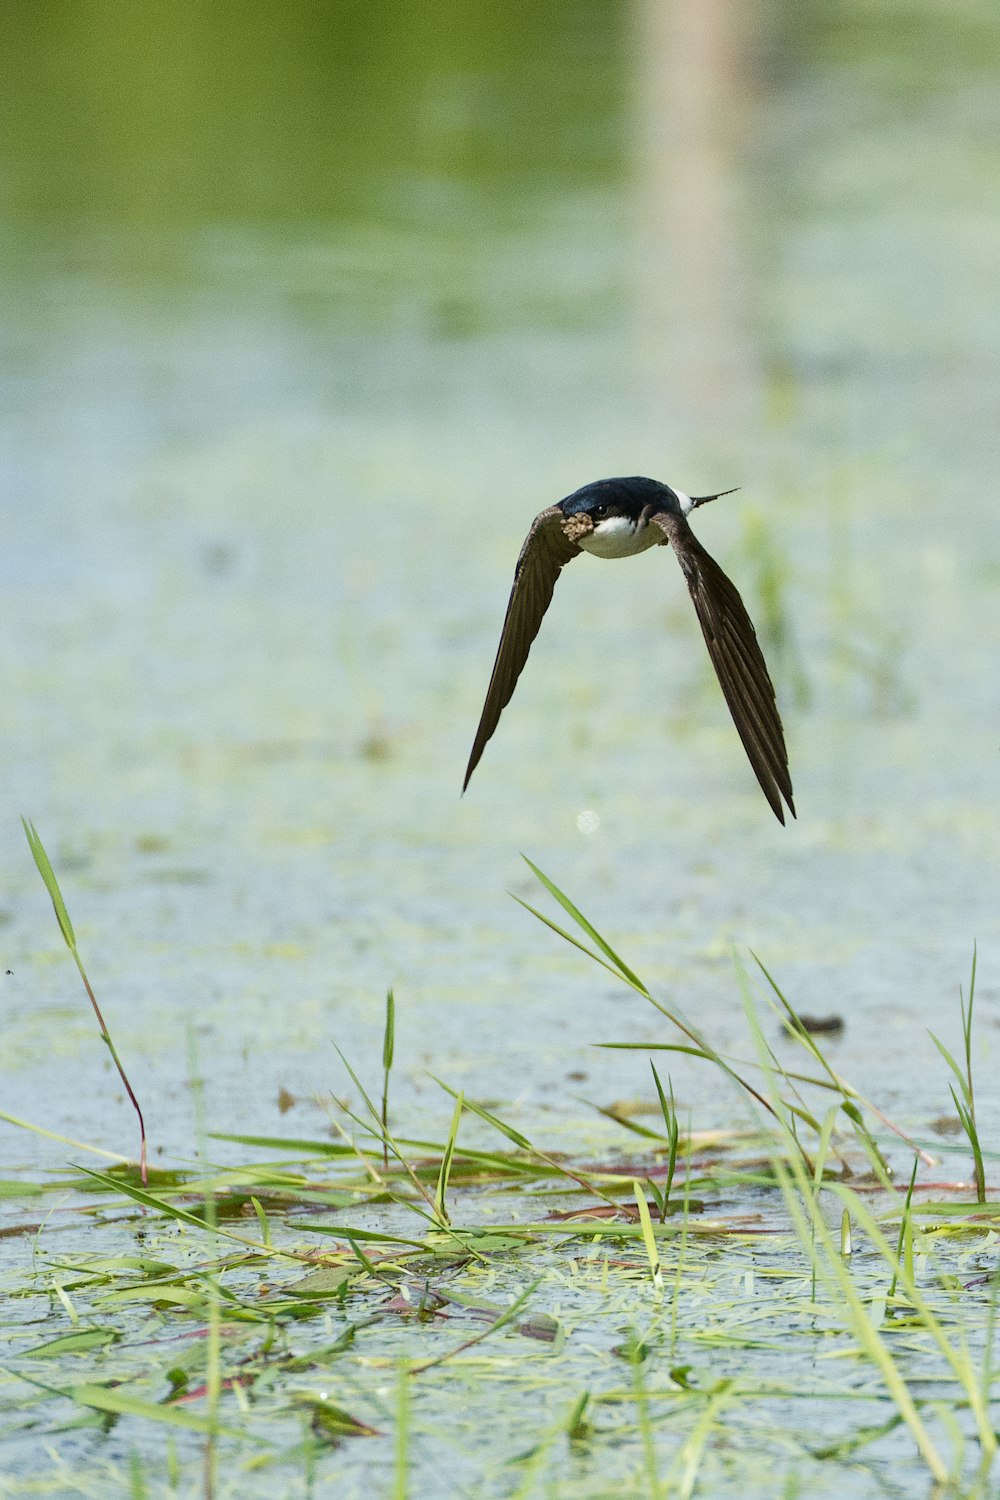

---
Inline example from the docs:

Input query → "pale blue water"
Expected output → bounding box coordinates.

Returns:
[1,3,999,1493]
[2,3,997,1171]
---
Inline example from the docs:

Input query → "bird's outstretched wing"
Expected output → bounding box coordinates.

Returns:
[651,511,795,824]
[463,506,581,791]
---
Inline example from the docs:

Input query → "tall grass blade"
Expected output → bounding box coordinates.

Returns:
[393,1360,410,1500]
[650,1064,679,1213]
[740,992,953,1483]
[630,1354,662,1500]
[840,1208,852,1256]
[752,951,904,1178]
[929,1032,970,1106]
[22,818,148,1185]
[434,1091,463,1226]
[22,818,76,946]
[632,1181,662,1291]
[521,856,648,992]
[381,989,395,1172]
[832,1183,997,1459]
[930,953,985,1201]
[429,1075,620,1206]
[520,861,784,1126]
[888,1157,919,1303]
[962,945,984,1201]
[0,1110,129,1162]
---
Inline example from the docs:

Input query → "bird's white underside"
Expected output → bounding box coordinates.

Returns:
[578,511,666,559]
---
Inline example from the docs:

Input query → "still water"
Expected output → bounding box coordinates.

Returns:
[1,0,999,1176]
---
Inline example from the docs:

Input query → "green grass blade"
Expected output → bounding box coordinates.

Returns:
[521,857,649,992]
[0,1111,129,1162]
[250,1195,271,1246]
[632,1181,662,1290]
[434,1091,463,1226]
[22,817,76,949]
[510,896,633,989]
[428,1075,532,1153]
[963,942,978,1080]
[334,1047,383,1130]
[382,989,396,1072]
[74,1166,300,1258]
[650,1064,679,1204]
[22,820,148,1183]
[888,1157,919,1302]
[929,1031,971,1106]
[393,1361,410,1500]
[70,1385,242,1435]
[382,988,396,1171]
[407,1279,540,1376]
[524,866,785,1127]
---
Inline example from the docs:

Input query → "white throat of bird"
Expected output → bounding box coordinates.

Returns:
[578,512,662,559]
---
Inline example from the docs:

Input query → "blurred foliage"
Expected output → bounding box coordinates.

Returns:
[773,0,1000,91]
[0,0,624,229]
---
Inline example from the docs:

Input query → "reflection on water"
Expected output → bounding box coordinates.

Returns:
[1,1,999,1181]
[637,0,758,423]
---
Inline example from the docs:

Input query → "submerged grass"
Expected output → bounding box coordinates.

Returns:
[1,861,998,1498]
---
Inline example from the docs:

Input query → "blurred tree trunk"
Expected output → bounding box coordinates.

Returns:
[636,0,768,433]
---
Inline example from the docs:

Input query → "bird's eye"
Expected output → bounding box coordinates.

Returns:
[592,503,608,519]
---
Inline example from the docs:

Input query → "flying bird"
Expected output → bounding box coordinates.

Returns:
[463,476,795,823]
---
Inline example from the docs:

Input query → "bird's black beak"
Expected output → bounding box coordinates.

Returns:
[688,487,740,509]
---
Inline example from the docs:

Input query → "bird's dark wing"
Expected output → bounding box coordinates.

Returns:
[463,506,581,791]
[651,511,795,824]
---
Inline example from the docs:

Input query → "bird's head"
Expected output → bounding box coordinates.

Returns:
[560,475,738,523]
[558,477,738,557]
